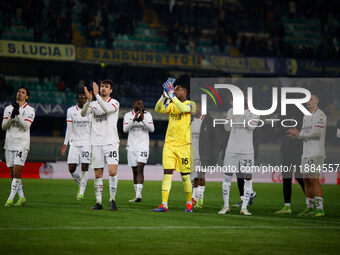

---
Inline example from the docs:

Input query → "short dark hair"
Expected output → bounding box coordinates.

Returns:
[175,75,190,97]
[77,91,85,98]
[19,87,30,97]
[100,79,113,89]
[133,98,143,103]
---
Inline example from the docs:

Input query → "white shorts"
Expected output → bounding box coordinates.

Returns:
[91,143,119,169]
[127,150,149,167]
[67,144,91,164]
[223,153,254,174]
[301,156,324,175]
[5,149,29,167]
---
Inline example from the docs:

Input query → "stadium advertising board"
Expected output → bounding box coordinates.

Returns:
[0,40,76,61]
[77,47,197,67]
[0,101,69,117]
[200,55,277,74]
[285,58,340,76]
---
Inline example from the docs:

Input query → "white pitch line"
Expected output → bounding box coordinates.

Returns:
[1,226,340,231]
[28,202,340,226]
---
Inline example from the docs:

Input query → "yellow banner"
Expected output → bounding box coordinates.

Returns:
[0,40,76,61]
[77,47,196,67]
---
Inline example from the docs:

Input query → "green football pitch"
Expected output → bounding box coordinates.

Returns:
[0,178,339,255]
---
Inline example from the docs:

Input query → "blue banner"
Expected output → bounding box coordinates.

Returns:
[284,59,340,76]
[200,55,277,74]
[0,102,71,117]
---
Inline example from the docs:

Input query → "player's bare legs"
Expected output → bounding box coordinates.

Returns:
[9,167,14,178]
[136,162,145,184]
[311,176,323,197]
[12,165,23,179]
[108,164,118,210]
[130,162,145,202]
[92,168,104,210]
[299,176,314,216]
[132,167,138,184]
[191,177,199,205]
[68,164,80,184]
[180,172,193,212]
[7,166,25,201]
[240,175,253,215]
[8,167,25,200]
[310,174,324,215]
[77,163,89,200]
[129,166,141,202]
[219,173,232,214]
[152,169,173,212]
[233,174,256,208]
[7,164,25,206]
[91,164,118,210]
[195,174,205,208]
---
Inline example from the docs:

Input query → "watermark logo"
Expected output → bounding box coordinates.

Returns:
[201,84,311,116]
[200,84,223,107]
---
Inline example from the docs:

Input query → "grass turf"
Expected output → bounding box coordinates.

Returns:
[0,178,339,255]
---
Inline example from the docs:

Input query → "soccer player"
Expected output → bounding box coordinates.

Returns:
[218,101,258,216]
[152,76,196,213]
[190,100,219,208]
[287,93,326,216]
[336,118,340,138]
[61,92,91,200]
[2,87,35,207]
[123,98,154,202]
[81,80,120,210]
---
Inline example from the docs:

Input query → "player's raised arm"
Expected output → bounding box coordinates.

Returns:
[16,109,35,131]
[142,112,155,133]
[172,97,196,113]
[123,112,134,133]
[81,86,93,117]
[155,93,171,113]
[1,106,14,131]
[96,94,119,114]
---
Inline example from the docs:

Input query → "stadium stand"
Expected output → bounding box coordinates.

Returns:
[1,0,339,58]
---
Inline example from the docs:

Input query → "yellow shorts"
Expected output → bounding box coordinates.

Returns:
[162,143,192,173]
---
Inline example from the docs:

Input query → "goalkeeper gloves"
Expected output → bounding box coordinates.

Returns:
[163,90,169,99]
[162,77,176,99]
[11,102,20,118]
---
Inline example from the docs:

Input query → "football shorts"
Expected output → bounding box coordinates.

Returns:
[223,153,254,174]
[163,143,192,173]
[301,156,324,175]
[5,149,29,167]
[91,143,119,169]
[67,144,91,165]
[127,150,149,167]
